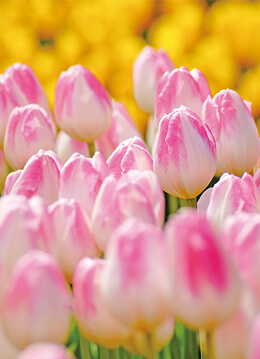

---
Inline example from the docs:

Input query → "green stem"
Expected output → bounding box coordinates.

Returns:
[99,346,110,359]
[109,349,119,359]
[79,332,91,359]
[185,197,197,208]
[199,329,214,359]
[88,141,96,158]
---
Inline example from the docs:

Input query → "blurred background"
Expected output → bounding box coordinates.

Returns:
[1,0,260,134]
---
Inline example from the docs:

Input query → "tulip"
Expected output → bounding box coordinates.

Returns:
[0,77,18,148]
[155,66,211,127]
[198,172,260,229]
[165,209,241,329]
[73,258,131,348]
[9,150,62,205]
[59,151,110,217]
[4,170,22,195]
[55,130,89,163]
[247,313,260,359]
[133,46,174,114]
[202,89,260,176]
[2,250,71,349]
[95,101,141,159]
[4,105,55,170]
[153,106,217,199]
[107,136,153,180]
[92,170,165,252]
[221,213,260,303]
[3,63,56,134]
[102,218,171,328]
[49,198,100,283]
[18,343,75,359]
[55,64,112,142]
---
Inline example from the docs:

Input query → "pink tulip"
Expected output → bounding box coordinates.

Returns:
[247,313,260,359]
[9,150,62,205]
[221,213,260,303]
[49,198,100,283]
[2,250,71,349]
[107,136,153,180]
[202,89,260,176]
[153,106,217,199]
[18,343,75,359]
[4,105,55,170]
[198,172,260,228]
[102,218,171,328]
[133,46,174,114]
[92,170,165,252]
[4,170,22,195]
[55,65,112,142]
[0,149,7,193]
[95,101,141,159]
[165,209,241,329]
[55,131,89,163]
[3,63,56,134]
[73,258,131,348]
[59,151,110,217]
[0,77,18,148]
[124,317,174,357]
[155,66,211,127]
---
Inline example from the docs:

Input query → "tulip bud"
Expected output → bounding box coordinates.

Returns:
[59,151,110,217]
[55,131,89,163]
[4,105,55,170]
[155,66,211,127]
[55,65,112,142]
[2,250,71,349]
[73,258,131,348]
[165,209,241,329]
[18,343,75,359]
[107,136,153,180]
[0,77,18,148]
[95,101,141,159]
[198,172,260,229]
[9,150,62,205]
[202,89,260,176]
[92,170,165,252]
[49,198,100,283]
[133,46,174,114]
[102,218,171,328]
[3,63,56,134]
[153,106,217,199]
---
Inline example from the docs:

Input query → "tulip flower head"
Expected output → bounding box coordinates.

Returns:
[55,130,89,163]
[55,64,112,142]
[153,106,217,199]
[18,343,75,359]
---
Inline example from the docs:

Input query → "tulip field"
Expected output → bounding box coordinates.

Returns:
[2,1,260,359]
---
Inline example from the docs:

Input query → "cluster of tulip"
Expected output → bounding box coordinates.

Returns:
[1,44,260,359]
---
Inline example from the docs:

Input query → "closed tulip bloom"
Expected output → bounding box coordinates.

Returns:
[0,78,18,148]
[133,46,174,114]
[92,170,165,252]
[55,65,112,142]
[59,151,110,217]
[2,250,71,349]
[95,101,141,159]
[202,89,260,176]
[55,131,89,163]
[221,213,260,303]
[49,198,100,283]
[198,173,260,229]
[165,209,241,329]
[153,106,217,199]
[9,150,62,205]
[4,105,55,170]
[107,136,153,179]
[155,66,211,127]
[102,218,171,328]
[18,343,75,359]
[4,170,22,195]
[73,258,131,348]
[3,63,56,134]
